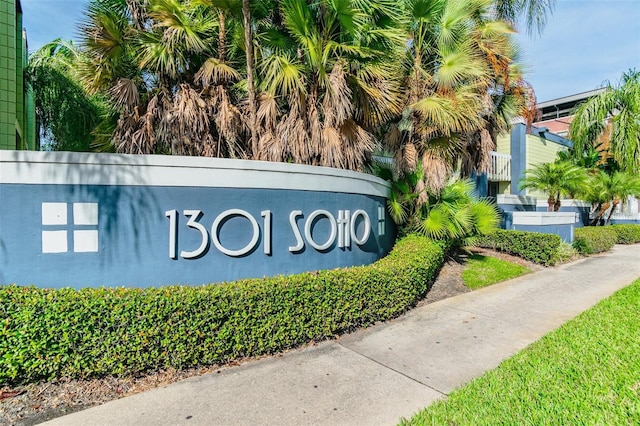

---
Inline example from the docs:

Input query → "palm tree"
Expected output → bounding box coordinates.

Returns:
[570,69,640,174]
[241,0,259,156]
[252,0,404,171]
[374,162,499,242]
[519,161,588,211]
[582,171,640,225]
[459,17,535,179]
[68,0,551,175]
[78,0,248,156]
[27,39,106,151]
[493,0,556,35]
[418,177,500,243]
[385,0,533,192]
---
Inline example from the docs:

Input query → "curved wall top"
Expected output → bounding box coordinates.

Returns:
[0,151,395,289]
[0,151,389,196]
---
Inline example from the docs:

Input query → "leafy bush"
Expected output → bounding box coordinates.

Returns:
[0,235,444,385]
[555,241,578,264]
[573,227,617,255]
[475,229,562,265]
[374,162,499,244]
[609,224,640,244]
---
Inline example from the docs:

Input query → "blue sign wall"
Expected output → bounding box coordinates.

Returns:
[0,152,395,288]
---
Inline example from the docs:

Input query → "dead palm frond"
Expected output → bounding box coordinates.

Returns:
[196,58,241,86]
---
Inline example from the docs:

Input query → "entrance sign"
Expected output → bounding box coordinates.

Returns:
[0,151,395,288]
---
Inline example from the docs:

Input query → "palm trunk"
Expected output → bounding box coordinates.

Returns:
[219,11,226,62]
[242,0,258,158]
[592,202,610,226]
[547,196,554,212]
[605,199,619,225]
[554,191,561,212]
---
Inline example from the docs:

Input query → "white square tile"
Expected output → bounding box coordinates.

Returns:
[73,203,98,225]
[74,230,99,253]
[42,230,68,253]
[42,203,67,225]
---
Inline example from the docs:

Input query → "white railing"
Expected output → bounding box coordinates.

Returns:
[488,151,511,182]
[608,213,640,221]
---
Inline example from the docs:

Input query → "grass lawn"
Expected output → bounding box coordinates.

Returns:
[399,278,640,425]
[461,254,530,290]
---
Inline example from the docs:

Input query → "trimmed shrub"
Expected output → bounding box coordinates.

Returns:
[609,224,640,244]
[0,235,444,385]
[475,229,562,265]
[573,227,617,255]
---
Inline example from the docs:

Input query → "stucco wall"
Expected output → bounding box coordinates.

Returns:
[0,151,396,288]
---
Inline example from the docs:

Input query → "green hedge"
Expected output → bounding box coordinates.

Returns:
[0,235,444,385]
[475,229,562,266]
[609,224,640,244]
[573,227,617,255]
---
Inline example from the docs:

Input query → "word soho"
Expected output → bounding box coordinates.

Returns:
[165,208,383,259]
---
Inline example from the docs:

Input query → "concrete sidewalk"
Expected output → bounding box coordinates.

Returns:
[45,245,640,426]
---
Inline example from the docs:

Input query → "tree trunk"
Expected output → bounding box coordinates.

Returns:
[553,191,562,212]
[605,199,619,225]
[242,0,258,158]
[592,201,610,226]
[218,11,226,62]
[547,196,555,212]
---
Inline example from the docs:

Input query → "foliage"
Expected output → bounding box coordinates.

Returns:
[0,235,444,385]
[581,171,640,225]
[385,0,536,190]
[27,40,107,151]
[570,69,640,173]
[374,162,499,243]
[399,278,640,426]
[252,0,404,170]
[372,161,422,234]
[555,143,620,175]
[554,241,578,264]
[74,0,405,169]
[609,224,640,244]
[572,227,617,255]
[475,229,562,265]
[519,160,587,211]
[78,0,249,157]
[461,254,529,290]
[493,0,556,36]
[29,0,555,183]
[415,178,500,244]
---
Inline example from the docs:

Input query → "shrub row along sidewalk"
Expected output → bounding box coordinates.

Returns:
[400,277,640,425]
[477,224,640,262]
[0,235,445,385]
[475,229,562,265]
[573,224,640,255]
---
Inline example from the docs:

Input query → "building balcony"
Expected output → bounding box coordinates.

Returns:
[488,151,511,182]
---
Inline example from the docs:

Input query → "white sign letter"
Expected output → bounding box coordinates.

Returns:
[305,210,337,251]
[337,210,351,248]
[261,210,272,255]
[181,210,209,259]
[165,209,178,259]
[211,209,260,257]
[288,210,304,252]
[350,209,371,246]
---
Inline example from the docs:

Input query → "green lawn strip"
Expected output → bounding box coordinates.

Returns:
[461,254,530,290]
[400,278,640,426]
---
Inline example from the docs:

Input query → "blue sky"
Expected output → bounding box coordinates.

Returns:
[20,0,640,102]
